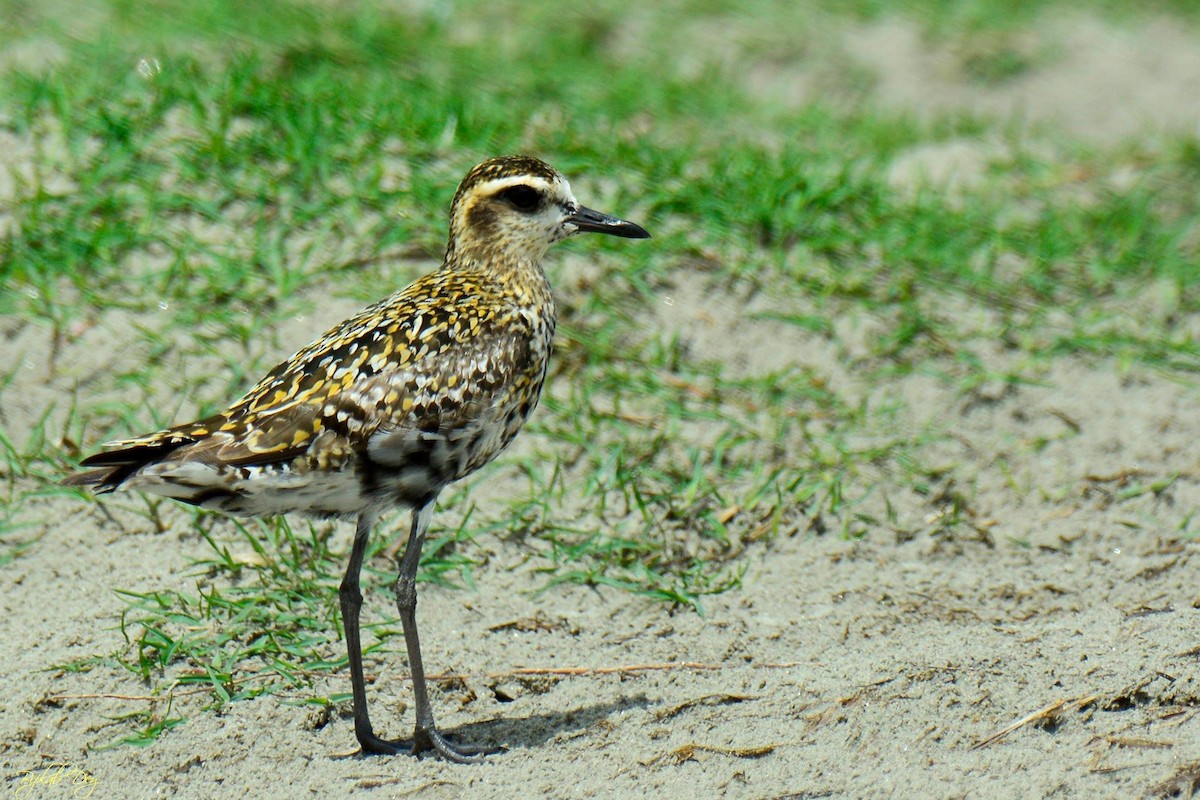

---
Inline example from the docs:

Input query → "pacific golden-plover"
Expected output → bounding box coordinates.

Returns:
[63,155,650,762]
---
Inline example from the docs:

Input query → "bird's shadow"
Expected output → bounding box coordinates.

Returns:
[361,694,653,758]
[458,693,653,752]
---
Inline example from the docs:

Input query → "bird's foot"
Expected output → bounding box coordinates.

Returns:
[356,726,500,764]
[413,726,500,764]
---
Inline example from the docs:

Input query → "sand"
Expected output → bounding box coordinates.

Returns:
[4,10,1200,800]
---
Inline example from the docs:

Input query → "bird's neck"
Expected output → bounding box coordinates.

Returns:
[441,242,554,308]
[444,235,549,276]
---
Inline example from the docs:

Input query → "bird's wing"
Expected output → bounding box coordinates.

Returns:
[64,271,535,492]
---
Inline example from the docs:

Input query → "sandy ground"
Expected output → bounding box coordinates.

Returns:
[5,10,1200,800]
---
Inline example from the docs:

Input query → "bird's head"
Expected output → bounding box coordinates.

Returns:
[446,155,649,266]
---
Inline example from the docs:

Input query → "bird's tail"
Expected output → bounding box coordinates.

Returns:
[61,437,195,494]
[61,466,124,492]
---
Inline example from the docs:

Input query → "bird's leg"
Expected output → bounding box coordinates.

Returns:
[339,512,404,755]
[395,500,494,763]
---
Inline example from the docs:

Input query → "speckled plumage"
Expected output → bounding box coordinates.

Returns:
[64,155,649,763]
[69,265,555,517]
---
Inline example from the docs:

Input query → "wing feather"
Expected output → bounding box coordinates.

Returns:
[63,269,543,496]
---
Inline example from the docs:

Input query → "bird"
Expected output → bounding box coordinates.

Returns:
[62,155,650,762]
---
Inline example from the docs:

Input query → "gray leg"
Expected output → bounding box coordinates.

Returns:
[395,499,492,762]
[339,513,406,754]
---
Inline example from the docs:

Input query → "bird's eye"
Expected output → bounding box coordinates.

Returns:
[498,185,541,212]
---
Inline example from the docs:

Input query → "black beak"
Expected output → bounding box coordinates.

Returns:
[567,206,650,239]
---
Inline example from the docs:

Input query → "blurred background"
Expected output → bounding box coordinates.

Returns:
[3,0,1199,583]
[3,0,1200,593]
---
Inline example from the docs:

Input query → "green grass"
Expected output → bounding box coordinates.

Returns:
[4,0,1199,747]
